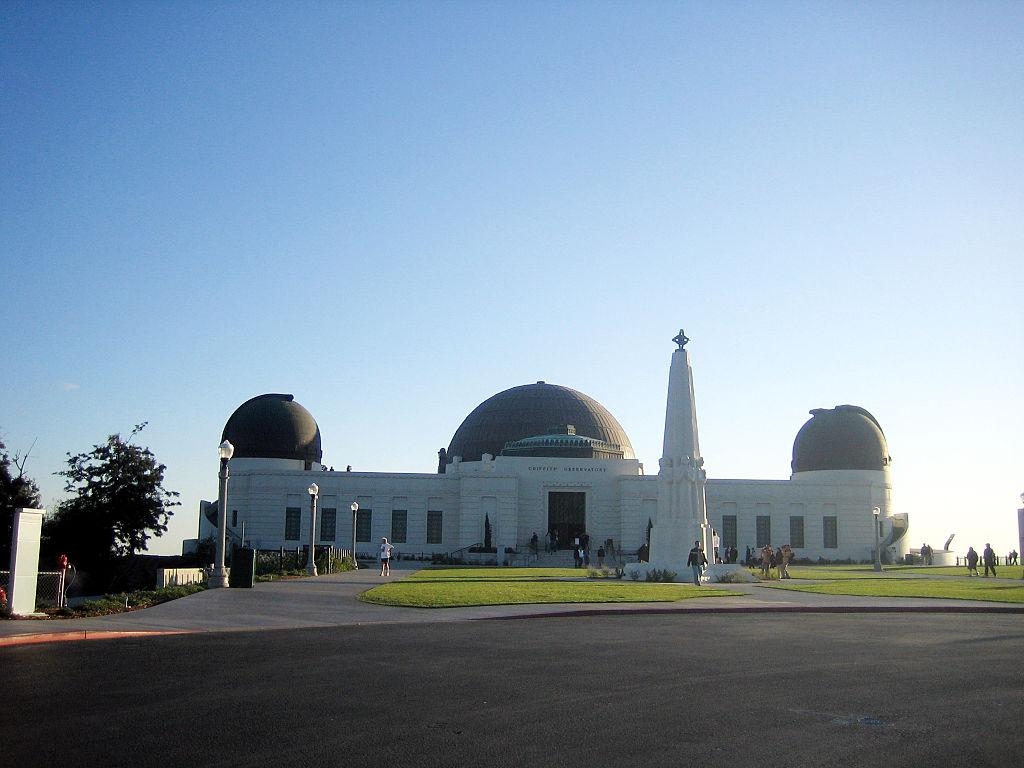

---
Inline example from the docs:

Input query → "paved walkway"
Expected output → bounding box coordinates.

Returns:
[2,567,1021,646]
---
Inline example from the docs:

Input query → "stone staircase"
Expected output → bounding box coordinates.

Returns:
[524,548,629,569]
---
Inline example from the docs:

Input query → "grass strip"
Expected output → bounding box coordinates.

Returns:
[785,565,1024,581]
[404,567,591,582]
[767,578,1024,603]
[360,569,741,608]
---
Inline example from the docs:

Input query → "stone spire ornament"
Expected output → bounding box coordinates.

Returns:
[627,329,726,582]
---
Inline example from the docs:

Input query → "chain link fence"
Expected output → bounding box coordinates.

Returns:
[0,570,66,610]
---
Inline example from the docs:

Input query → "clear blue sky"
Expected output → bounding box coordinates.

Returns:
[2,1,1021,556]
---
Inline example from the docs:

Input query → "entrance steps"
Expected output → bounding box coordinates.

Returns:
[525,549,619,569]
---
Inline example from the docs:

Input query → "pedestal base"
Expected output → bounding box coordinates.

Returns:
[208,569,230,589]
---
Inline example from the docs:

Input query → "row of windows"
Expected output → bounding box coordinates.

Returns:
[358,509,443,545]
[720,515,839,549]
[284,508,444,545]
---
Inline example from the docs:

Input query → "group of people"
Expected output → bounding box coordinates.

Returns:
[717,546,740,564]
[566,532,610,568]
[755,544,793,579]
[964,544,1001,577]
[919,542,935,565]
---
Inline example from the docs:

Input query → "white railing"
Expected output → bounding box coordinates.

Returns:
[156,568,208,588]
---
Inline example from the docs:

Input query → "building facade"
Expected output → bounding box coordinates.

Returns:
[197,338,908,565]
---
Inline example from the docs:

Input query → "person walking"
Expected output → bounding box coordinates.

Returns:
[982,543,997,577]
[686,540,707,585]
[778,544,792,579]
[760,544,774,577]
[965,546,980,576]
[378,537,394,576]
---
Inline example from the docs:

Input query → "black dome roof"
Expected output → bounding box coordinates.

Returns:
[447,382,634,464]
[222,393,322,464]
[791,405,890,473]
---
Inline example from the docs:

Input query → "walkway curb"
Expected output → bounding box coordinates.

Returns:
[0,629,190,647]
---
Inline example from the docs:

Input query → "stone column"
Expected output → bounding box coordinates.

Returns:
[7,507,44,616]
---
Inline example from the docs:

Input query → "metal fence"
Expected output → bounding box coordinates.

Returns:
[0,570,66,609]
[251,545,352,576]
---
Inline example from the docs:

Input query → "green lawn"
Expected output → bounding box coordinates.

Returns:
[785,564,1024,581]
[359,567,742,608]
[769,578,1024,603]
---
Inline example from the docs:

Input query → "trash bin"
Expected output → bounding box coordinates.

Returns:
[229,547,256,588]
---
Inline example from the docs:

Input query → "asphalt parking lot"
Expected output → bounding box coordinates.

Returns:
[4,611,1022,768]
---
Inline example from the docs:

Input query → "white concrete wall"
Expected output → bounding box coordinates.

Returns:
[198,458,902,564]
[706,469,902,562]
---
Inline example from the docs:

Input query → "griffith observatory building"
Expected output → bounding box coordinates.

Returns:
[198,333,909,569]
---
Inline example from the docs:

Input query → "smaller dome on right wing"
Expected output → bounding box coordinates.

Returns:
[791,405,890,473]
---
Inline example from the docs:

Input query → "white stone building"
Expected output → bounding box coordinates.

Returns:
[197,334,908,566]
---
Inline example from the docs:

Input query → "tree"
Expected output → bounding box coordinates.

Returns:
[1,436,43,563]
[45,423,179,568]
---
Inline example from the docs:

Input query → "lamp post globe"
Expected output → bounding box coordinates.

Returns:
[350,502,359,570]
[307,483,319,576]
[210,440,234,589]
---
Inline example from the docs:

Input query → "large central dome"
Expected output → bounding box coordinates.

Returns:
[446,382,634,465]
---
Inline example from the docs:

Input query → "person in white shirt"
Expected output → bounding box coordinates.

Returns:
[378,537,394,576]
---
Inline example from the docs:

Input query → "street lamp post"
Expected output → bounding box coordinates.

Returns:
[307,483,319,576]
[210,440,234,588]
[872,506,883,572]
[350,502,359,570]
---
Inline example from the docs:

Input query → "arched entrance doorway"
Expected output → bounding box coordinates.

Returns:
[548,491,586,549]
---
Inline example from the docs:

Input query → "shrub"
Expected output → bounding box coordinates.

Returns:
[716,570,751,584]
[431,553,465,565]
[61,584,205,618]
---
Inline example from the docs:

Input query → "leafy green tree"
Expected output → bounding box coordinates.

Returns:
[45,423,180,569]
[1,436,43,563]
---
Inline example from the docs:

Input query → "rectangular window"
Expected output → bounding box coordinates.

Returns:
[231,509,238,528]
[355,509,372,542]
[721,515,737,549]
[320,508,337,542]
[391,510,407,544]
[426,510,443,544]
[789,516,805,549]
[756,515,771,548]
[823,516,838,549]
[284,507,301,541]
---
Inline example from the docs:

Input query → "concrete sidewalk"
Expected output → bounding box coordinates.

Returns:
[2,567,1022,646]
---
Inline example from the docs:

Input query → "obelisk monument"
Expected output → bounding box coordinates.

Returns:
[646,330,714,575]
